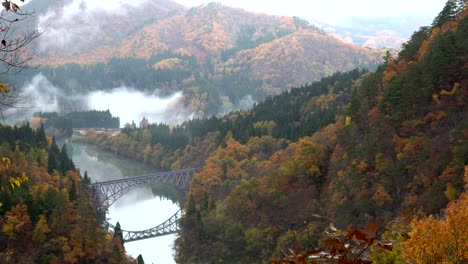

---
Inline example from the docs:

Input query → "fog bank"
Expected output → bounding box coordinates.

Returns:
[87,88,185,126]
[7,74,188,126]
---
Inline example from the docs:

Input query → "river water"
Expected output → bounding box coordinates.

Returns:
[66,142,182,263]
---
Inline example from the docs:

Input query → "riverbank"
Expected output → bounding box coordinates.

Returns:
[67,141,181,263]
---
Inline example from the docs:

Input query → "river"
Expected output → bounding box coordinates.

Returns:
[65,142,183,263]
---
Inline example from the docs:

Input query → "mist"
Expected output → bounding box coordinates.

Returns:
[6,74,188,127]
[87,88,185,125]
[37,0,151,52]
[3,74,88,124]
[237,95,256,111]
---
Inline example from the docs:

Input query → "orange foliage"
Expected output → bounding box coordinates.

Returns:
[402,193,468,263]
[2,204,32,240]
[372,184,393,207]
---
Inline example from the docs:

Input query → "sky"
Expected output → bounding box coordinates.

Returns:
[173,0,447,27]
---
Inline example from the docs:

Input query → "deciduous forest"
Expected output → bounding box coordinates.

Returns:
[0,125,128,262]
[0,0,466,263]
[83,2,468,262]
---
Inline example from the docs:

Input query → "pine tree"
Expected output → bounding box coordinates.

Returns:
[137,254,145,264]
[35,123,47,148]
[83,170,91,185]
[432,0,464,28]
[113,222,124,243]
[47,137,60,174]
[187,194,197,216]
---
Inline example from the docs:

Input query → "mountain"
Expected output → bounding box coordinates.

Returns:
[82,3,468,262]
[13,0,384,118]
[32,1,380,65]
[315,16,424,49]
[4,1,466,262]
[223,29,381,92]
[31,0,186,57]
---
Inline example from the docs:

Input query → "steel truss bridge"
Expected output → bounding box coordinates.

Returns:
[105,209,183,242]
[88,168,197,242]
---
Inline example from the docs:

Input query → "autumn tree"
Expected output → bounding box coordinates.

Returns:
[400,194,467,263]
[401,165,468,264]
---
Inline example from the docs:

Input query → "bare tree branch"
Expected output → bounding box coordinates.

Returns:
[0,0,43,123]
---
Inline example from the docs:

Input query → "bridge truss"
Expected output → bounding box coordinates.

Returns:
[87,168,197,242]
[88,168,197,207]
[106,209,183,242]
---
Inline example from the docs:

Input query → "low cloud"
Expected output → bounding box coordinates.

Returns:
[6,74,188,127]
[4,74,88,123]
[238,95,256,111]
[87,87,185,126]
[37,0,150,52]
[360,30,406,49]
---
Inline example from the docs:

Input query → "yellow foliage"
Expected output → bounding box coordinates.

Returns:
[253,120,276,135]
[465,165,468,190]
[431,27,441,37]
[402,216,446,263]
[8,173,28,189]
[345,116,352,126]
[2,222,14,239]
[2,204,31,240]
[440,82,460,96]
[0,83,9,94]
[375,153,389,173]
[153,58,184,70]
[352,159,368,173]
[1,156,28,207]
[383,70,397,85]
[402,194,468,263]
[32,215,51,243]
[2,156,11,167]
[444,183,459,201]
[372,184,393,206]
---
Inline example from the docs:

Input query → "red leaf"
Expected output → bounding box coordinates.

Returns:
[346,229,369,242]
[367,222,378,235]
[324,238,346,250]
[305,248,321,255]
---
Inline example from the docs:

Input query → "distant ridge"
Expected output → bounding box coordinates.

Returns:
[28,0,382,87]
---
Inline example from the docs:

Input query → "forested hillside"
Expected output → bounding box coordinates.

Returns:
[83,2,468,262]
[8,0,383,118]
[0,124,128,262]
[32,110,120,138]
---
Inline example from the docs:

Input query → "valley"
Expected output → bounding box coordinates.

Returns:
[0,0,466,263]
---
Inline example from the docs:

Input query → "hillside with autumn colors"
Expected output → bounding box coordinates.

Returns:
[82,2,468,262]
[33,1,381,66]
[0,124,131,262]
[3,0,383,118]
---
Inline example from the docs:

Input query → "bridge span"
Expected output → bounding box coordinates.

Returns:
[105,209,183,242]
[88,168,197,242]
[88,168,197,207]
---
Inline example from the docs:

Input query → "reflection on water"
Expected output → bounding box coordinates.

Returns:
[66,142,181,263]
[67,143,157,180]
